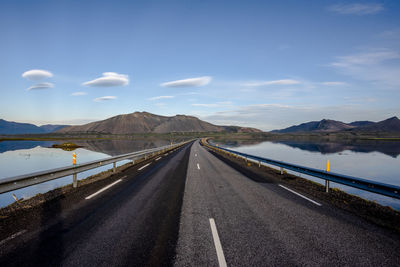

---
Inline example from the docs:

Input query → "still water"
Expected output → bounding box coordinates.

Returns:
[0,139,170,207]
[215,139,400,209]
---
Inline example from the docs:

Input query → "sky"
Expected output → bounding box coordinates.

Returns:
[1,0,400,131]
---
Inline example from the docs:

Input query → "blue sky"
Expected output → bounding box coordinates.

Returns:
[1,0,400,130]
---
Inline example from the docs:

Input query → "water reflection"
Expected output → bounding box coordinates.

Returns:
[215,139,400,158]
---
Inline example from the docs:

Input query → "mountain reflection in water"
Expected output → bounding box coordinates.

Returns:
[216,139,400,158]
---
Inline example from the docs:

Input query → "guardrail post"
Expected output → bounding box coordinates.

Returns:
[325,160,330,193]
[113,162,116,173]
[73,173,77,188]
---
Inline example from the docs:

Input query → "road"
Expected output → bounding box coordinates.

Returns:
[174,140,400,266]
[1,140,400,266]
[0,143,191,266]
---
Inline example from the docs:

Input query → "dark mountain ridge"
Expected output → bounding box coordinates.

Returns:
[0,119,68,135]
[272,116,400,133]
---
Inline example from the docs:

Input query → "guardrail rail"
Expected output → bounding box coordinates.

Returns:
[201,138,400,200]
[0,140,194,194]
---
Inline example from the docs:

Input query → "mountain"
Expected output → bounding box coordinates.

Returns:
[272,117,400,133]
[0,119,69,135]
[58,111,262,134]
[351,117,400,133]
[271,119,354,133]
[348,121,374,127]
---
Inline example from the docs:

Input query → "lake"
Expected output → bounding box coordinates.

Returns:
[213,139,400,209]
[0,139,170,207]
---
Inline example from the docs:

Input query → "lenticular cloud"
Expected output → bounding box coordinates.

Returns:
[22,69,53,81]
[27,82,54,90]
[83,72,129,87]
[160,76,212,88]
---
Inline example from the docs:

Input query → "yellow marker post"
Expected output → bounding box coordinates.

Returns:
[72,152,77,188]
[325,160,330,193]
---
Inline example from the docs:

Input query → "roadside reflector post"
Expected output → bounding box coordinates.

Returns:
[325,160,330,193]
[280,167,284,175]
[72,152,77,188]
[113,162,116,173]
[258,161,261,167]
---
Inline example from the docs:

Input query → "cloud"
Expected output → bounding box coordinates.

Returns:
[330,49,400,86]
[148,95,174,101]
[22,69,53,81]
[83,72,129,87]
[321,82,348,86]
[243,79,301,87]
[93,96,117,102]
[191,101,233,108]
[328,3,383,15]
[27,82,54,90]
[161,76,212,88]
[71,91,88,96]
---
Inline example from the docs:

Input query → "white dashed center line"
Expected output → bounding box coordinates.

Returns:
[155,157,162,161]
[279,184,322,206]
[197,163,200,170]
[209,218,227,267]
[138,163,151,171]
[85,179,123,200]
[195,153,197,157]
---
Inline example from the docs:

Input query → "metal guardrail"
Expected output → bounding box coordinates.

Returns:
[0,140,192,194]
[203,140,400,200]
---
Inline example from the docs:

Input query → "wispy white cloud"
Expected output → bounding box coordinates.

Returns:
[328,3,384,15]
[83,72,129,87]
[148,95,174,101]
[243,79,301,87]
[71,91,88,96]
[330,49,400,86]
[22,69,53,81]
[161,76,212,88]
[93,96,117,102]
[27,82,54,90]
[191,101,233,108]
[321,81,348,86]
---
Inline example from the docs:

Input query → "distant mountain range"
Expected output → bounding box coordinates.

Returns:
[0,119,68,135]
[57,111,261,134]
[271,116,400,133]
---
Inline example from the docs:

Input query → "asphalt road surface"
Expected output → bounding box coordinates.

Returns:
[174,140,400,266]
[1,140,400,266]
[0,143,192,266]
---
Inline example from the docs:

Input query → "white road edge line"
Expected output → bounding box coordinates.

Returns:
[0,229,27,246]
[155,157,162,161]
[209,218,227,267]
[138,163,151,171]
[85,179,123,200]
[197,163,200,170]
[279,184,322,206]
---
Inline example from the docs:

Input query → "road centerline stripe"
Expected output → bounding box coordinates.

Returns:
[85,179,123,200]
[197,163,200,170]
[279,184,322,206]
[138,163,151,171]
[155,157,162,161]
[209,218,227,267]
